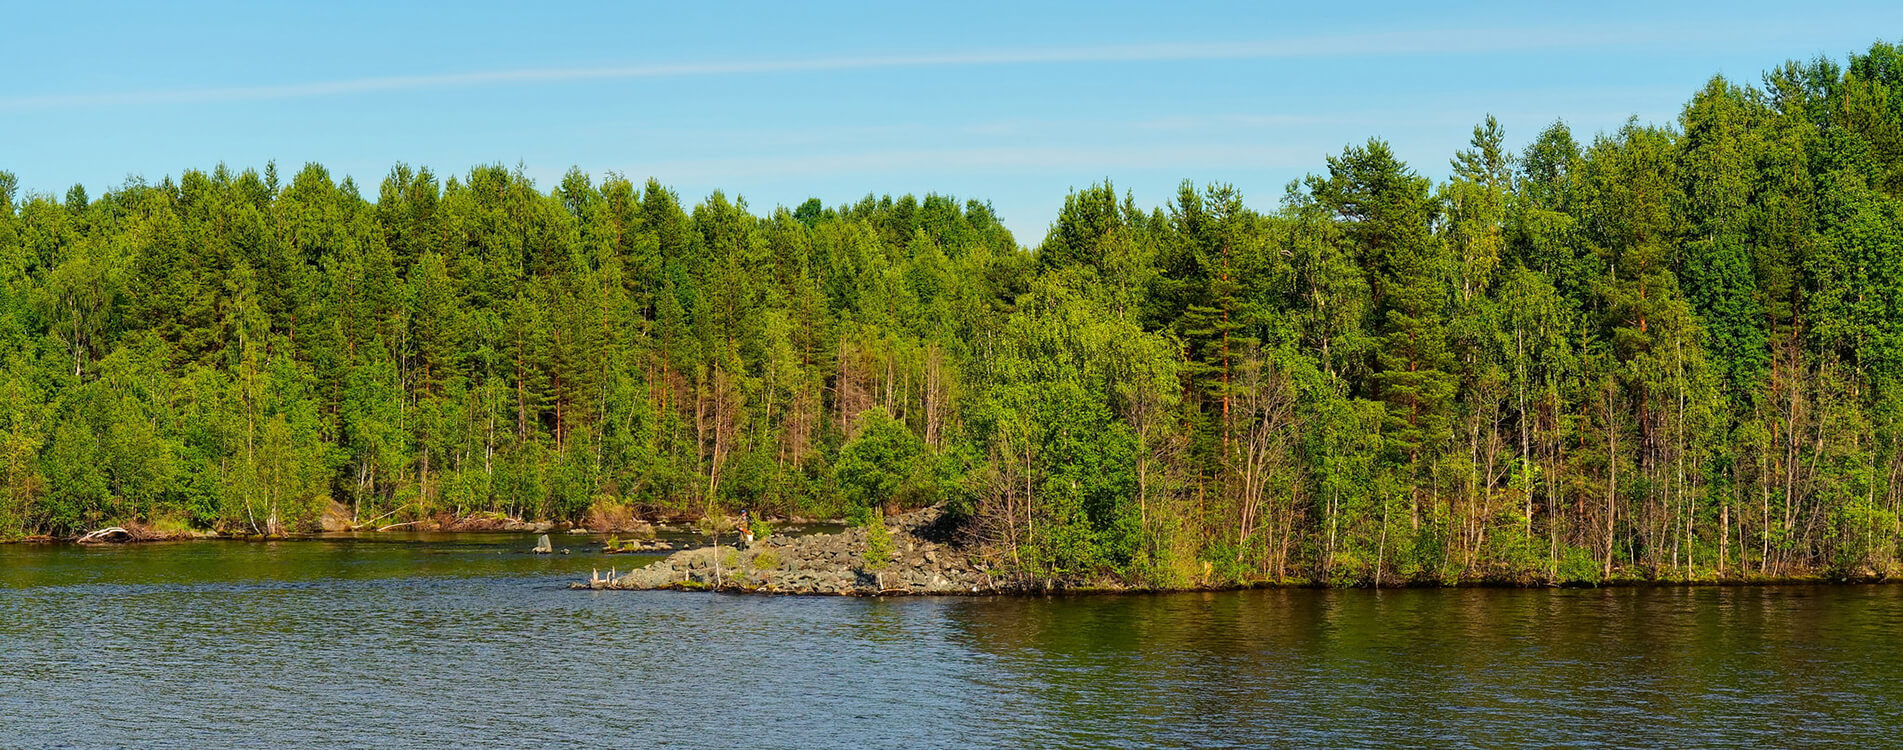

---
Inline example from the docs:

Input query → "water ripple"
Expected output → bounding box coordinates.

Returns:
[3,541,1900,748]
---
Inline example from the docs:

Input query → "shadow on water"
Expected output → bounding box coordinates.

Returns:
[3,537,1899,749]
[937,587,1903,748]
[0,532,618,591]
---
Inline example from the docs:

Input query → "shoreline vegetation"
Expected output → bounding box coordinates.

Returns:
[7,43,1903,590]
[23,506,832,544]
[26,507,1891,591]
[576,506,1897,595]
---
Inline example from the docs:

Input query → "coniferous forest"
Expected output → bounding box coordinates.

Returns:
[9,45,1903,586]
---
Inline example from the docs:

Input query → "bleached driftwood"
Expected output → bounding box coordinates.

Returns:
[76,527,134,543]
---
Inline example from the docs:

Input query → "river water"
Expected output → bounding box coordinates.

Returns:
[3,534,1899,749]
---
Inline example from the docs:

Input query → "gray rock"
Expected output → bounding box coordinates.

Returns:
[576,506,996,595]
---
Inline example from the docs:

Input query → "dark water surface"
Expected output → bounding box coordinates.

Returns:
[3,535,1899,749]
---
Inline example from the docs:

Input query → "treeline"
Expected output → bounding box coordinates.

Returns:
[8,44,1903,585]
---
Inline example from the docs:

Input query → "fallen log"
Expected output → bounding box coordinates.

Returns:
[76,527,134,544]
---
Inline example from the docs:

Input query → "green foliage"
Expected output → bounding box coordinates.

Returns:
[835,408,931,520]
[4,41,1903,589]
[862,509,893,571]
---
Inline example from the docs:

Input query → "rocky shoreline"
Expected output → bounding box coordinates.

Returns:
[573,507,1003,595]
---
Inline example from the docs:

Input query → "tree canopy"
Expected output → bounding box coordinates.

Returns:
[7,43,1903,586]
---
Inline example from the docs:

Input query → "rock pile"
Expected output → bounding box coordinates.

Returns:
[602,539,680,553]
[573,507,1000,595]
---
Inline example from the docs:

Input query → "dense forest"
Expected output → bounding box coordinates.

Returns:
[8,44,1903,586]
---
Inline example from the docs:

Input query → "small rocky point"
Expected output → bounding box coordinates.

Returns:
[572,507,1001,595]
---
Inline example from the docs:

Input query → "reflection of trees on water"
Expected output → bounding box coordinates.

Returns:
[937,591,1339,747]
[934,588,1903,747]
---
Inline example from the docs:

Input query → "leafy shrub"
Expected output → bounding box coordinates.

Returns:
[863,509,893,571]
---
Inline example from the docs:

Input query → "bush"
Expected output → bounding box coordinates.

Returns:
[835,409,934,518]
[862,509,893,571]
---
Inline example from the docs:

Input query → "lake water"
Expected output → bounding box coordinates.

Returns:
[3,534,1899,749]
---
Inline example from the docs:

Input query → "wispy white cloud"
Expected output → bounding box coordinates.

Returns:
[2,25,1688,111]
[498,92,1692,154]
[620,144,1318,182]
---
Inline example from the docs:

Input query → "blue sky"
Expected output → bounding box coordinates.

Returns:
[6,1,1902,244]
